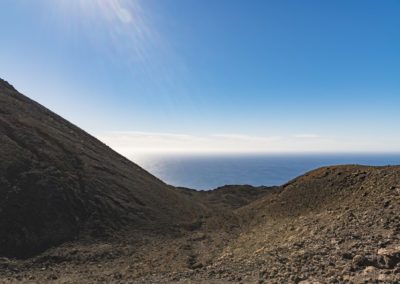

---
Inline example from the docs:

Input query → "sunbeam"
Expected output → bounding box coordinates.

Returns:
[51,0,155,64]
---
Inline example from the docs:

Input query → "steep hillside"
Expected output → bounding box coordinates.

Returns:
[0,78,205,258]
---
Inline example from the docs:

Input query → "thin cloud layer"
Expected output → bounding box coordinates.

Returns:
[97,131,400,155]
[96,131,383,155]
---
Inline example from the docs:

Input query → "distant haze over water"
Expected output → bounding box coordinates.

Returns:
[132,153,400,190]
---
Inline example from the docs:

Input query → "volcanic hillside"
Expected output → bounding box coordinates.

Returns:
[1,79,400,283]
[0,78,207,258]
[216,166,400,283]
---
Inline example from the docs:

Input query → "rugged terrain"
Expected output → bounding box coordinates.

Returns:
[0,79,400,283]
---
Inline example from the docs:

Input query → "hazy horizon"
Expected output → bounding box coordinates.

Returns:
[1,0,399,154]
[131,152,400,189]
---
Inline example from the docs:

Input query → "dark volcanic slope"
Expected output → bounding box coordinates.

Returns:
[177,185,279,210]
[0,79,204,258]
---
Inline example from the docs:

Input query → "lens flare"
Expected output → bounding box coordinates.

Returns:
[51,0,154,59]
[42,0,191,112]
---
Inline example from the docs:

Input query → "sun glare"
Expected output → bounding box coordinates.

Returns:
[51,0,155,62]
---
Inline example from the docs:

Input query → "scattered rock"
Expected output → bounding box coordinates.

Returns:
[352,255,372,268]
[191,262,203,270]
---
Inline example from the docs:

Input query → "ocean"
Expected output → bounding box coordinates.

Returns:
[131,153,400,190]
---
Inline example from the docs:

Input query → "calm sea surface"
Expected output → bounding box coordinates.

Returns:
[131,154,400,190]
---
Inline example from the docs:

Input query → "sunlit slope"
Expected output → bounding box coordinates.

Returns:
[219,165,400,282]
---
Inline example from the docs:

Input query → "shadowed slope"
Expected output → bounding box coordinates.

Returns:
[0,79,204,258]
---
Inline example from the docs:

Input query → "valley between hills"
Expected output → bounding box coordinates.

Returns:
[1,78,400,283]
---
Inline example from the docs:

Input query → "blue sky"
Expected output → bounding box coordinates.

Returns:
[1,0,399,153]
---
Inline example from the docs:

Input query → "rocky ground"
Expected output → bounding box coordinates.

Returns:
[0,166,399,283]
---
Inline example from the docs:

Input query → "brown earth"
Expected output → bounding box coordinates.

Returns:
[0,79,400,283]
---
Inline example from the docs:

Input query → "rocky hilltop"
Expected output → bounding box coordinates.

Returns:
[0,79,399,283]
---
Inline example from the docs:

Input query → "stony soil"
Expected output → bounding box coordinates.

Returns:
[1,166,399,283]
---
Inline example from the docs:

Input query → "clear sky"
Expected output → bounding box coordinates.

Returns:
[1,0,399,154]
